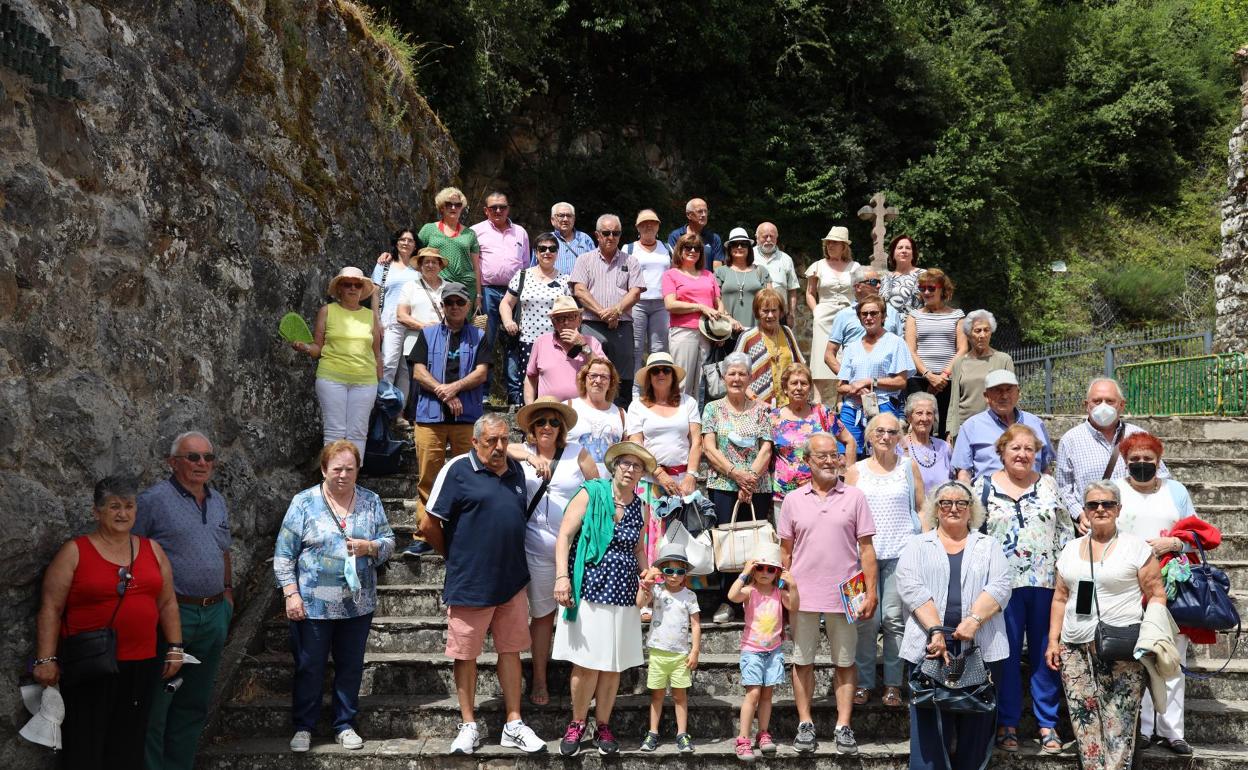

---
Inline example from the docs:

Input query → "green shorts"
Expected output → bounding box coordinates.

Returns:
[646,647,692,690]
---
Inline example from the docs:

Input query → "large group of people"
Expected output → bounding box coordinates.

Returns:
[28,191,1214,770]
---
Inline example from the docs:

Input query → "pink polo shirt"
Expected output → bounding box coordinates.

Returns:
[777,480,876,613]
[661,268,720,329]
[525,331,604,402]
[472,219,531,287]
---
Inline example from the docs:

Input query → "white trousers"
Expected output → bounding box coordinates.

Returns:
[1140,634,1188,740]
[381,324,411,399]
[667,325,709,397]
[315,378,374,457]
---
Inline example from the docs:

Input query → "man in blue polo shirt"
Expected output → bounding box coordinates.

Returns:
[666,197,724,269]
[952,370,1055,482]
[134,430,232,770]
[823,265,901,374]
[420,413,546,756]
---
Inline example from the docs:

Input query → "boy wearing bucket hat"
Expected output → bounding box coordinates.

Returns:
[637,542,702,753]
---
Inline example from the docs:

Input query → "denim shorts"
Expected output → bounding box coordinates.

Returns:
[739,647,786,687]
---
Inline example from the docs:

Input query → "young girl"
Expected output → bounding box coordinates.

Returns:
[637,543,702,753]
[728,542,799,762]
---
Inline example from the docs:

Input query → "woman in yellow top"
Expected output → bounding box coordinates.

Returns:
[292,266,383,456]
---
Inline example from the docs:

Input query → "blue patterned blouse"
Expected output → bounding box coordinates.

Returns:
[273,484,395,620]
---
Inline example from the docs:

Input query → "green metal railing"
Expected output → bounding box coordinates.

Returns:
[1118,353,1248,416]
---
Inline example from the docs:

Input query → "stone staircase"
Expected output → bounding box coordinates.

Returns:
[196,415,1248,768]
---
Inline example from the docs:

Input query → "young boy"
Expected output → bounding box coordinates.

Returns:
[637,542,702,752]
[728,541,799,762]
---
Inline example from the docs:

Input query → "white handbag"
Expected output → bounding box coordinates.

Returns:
[660,519,715,576]
[711,501,777,573]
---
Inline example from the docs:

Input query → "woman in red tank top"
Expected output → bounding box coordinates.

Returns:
[32,477,183,770]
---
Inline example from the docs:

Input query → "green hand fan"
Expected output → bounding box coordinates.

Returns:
[279,312,314,344]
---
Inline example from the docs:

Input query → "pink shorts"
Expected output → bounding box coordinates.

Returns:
[445,589,532,660]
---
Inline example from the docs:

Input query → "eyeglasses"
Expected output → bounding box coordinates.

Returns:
[873,428,900,437]
[174,452,217,463]
[532,417,562,429]
[443,201,464,209]
[859,310,882,318]
[586,372,611,381]
[554,212,574,219]
[919,284,940,292]
[614,460,643,472]
[651,367,673,375]
[936,499,971,511]
[536,245,558,253]
[397,236,416,243]
[809,451,839,461]
[338,281,363,289]
[661,567,687,576]
[1084,500,1119,510]
[754,564,779,574]
[681,245,700,252]
[116,566,132,596]
[857,278,882,286]
[599,230,622,238]
[444,297,469,307]
[487,204,509,212]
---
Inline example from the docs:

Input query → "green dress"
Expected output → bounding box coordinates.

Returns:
[419,221,481,299]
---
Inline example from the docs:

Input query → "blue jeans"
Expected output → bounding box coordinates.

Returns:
[999,586,1061,729]
[483,285,524,403]
[840,397,903,460]
[908,661,1004,770]
[854,557,905,689]
[290,613,373,733]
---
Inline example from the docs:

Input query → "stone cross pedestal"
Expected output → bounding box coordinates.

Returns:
[857,192,899,271]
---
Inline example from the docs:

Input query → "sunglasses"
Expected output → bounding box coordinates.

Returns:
[599,230,622,237]
[859,310,882,318]
[661,567,687,576]
[175,452,217,463]
[1084,500,1119,510]
[532,417,562,429]
[536,245,558,253]
[754,564,779,574]
[651,366,674,375]
[681,245,700,253]
[444,297,469,307]
[857,278,882,286]
[487,204,509,212]
[338,281,364,289]
[919,285,941,292]
[117,566,132,597]
[936,499,971,511]
[443,201,464,209]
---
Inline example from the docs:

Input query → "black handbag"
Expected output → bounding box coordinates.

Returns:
[908,626,997,715]
[1169,531,1240,631]
[1088,535,1139,662]
[59,537,132,688]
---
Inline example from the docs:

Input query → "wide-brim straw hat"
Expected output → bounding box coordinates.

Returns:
[822,226,851,244]
[516,396,578,434]
[604,441,658,474]
[327,266,376,300]
[415,246,447,268]
[635,352,687,393]
[699,314,733,342]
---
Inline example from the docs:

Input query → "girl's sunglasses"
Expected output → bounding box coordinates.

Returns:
[754,565,779,574]
[661,567,687,576]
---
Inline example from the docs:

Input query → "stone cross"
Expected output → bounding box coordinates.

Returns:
[857,193,899,271]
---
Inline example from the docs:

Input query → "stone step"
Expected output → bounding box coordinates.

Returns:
[1043,416,1248,441]
[378,553,442,585]
[1194,506,1245,536]
[375,585,443,616]
[1153,439,1248,460]
[1163,459,1248,484]
[1187,482,1248,509]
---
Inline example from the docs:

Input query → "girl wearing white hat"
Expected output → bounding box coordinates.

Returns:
[805,227,857,403]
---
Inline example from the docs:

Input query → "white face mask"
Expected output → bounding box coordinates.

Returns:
[1089,402,1118,428]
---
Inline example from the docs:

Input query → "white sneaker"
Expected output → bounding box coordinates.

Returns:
[335,728,364,750]
[501,720,547,753]
[290,731,311,752]
[451,722,482,755]
[713,602,734,623]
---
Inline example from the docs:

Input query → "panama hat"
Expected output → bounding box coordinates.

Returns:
[604,441,658,474]
[822,226,851,244]
[516,396,578,434]
[327,266,376,300]
[415,246,447,268]
[750,541,784,569]
[724,226,755,247]
[699,315,733,343]
[635,352,686,392]
[548,295,582,317]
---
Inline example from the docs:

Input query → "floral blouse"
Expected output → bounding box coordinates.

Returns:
[702,399,773,492]
[769,403,844,498]
[975,473,1074,590]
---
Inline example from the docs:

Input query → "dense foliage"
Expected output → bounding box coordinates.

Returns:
[365,0,1242,341]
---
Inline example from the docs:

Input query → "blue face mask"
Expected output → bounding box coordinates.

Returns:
[344,546,362,592]
[726,430,757,449]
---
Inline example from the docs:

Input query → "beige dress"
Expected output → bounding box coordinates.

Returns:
[806,259,856,384]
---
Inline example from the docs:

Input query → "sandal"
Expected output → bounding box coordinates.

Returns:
[528,687,550,706]
[1039,728,1063,755]
[882,686,904,708]
[995,728,1019,753]
[852,687,870,706]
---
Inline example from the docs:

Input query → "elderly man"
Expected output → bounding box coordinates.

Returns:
[952,370,1054,483]
[823,265,901,374]
[405,282,489,556]
[666,197,724,269]
[525,296,603,403]
[472,192,530,403]
[1055,377,1168,527]
[420,413,546,755]
[754,222,801,322]
[569,214,644,406]
[135,431,232,770]
[547,201,596,275]
[779,432,877,755]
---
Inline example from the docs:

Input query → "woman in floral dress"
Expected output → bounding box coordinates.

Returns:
[769,363,856,499]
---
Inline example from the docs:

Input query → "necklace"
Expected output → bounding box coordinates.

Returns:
[908,435,937,468]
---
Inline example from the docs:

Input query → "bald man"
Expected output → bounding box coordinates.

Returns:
[666,197,724,269]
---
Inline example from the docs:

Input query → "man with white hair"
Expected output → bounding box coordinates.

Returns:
[666,197,724,269]
[570,214,645,405]
[135,431,232,770]
[1054,377,1167,527]
[753,222,801,321]
[547,202,595,275]
[823,265,900,374]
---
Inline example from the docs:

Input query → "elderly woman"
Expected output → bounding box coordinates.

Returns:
[396,247,447,365]
[1115,431,1204,755]
[664,232,727,400]
[566,357,626,477]
[882,235,925,325]
[274,441,395,753]
[371,228,422,396]
[972,424,1072,753]
[702,352,776,623]
[500,231,573,404]
[904,268,966,439]
[947,309,1015,441]
[770,362,857,498]
[845,413,925,708]
[806,226,857,403]
[33,477,183,770]
[1047,482,1166,769]
[899,392,953,493]
[716,227,771,334]
[838,294,915,456]
[897,481,1012,770]
[291,266,382,457]
[418,186,482,303]
[507,397,598,706]
[629,209,673,377]
[553,441,658,757]
[733,287,804,408]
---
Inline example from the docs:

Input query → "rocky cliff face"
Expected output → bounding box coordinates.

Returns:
[1217,48,1248,351]
[0,0,454,762]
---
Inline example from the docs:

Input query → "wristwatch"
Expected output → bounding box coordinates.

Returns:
[968,612,985,625]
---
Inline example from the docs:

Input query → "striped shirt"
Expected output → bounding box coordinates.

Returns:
[568,249,645,323]
[909,308,964,374]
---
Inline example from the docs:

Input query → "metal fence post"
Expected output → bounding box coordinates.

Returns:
[1204,331,1213,355]
[1044,357,1054,413]
[1105,345,1114,379]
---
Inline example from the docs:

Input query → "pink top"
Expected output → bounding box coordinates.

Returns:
[525,331,604,402]
[661,269,720,329]
[472,220,531,287]
[741,583,784,652]
[777,481,876,613]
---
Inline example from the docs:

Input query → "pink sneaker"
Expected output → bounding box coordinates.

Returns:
[735,736,756,762]
[755,730,777,755]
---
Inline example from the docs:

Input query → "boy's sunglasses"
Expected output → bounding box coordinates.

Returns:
[754,565,779,574]
[661,567,687,576]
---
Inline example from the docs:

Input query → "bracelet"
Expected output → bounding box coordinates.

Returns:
[167,643,184,650]
[33,656,57,666]
[555,575,570,582]
[968,612,984,625]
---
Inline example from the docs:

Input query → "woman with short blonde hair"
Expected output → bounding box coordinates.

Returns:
[419,186,482,302]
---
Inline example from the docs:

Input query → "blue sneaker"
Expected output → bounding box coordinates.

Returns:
[401,541,433,558]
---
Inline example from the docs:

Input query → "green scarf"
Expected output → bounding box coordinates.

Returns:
[564,478,617,622]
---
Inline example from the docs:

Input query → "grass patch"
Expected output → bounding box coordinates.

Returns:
[336,1,417,84]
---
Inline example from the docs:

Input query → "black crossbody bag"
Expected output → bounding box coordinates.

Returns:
[59,537,133,688]
[1088,536,1139,662]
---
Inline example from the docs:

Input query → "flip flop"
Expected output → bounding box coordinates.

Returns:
[995,729,1019,753]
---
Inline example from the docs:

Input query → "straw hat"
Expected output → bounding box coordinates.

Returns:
[327,266,376,300]
[548,295,582,317]
[699,315,733,343]
[635,209,661,225]
[604,441,658,474]
[516,396,578,434]
[635,352,686,393]
[415,246,447,268]
[724,226,755,247]
[750,541,784,569]
[822,226,851,244]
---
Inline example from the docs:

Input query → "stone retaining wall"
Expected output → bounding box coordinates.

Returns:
[1216,46,1248,351]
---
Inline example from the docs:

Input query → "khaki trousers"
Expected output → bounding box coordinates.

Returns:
[413,422,474,539]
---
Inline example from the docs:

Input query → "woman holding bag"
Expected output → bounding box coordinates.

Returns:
[701,352,774,623]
